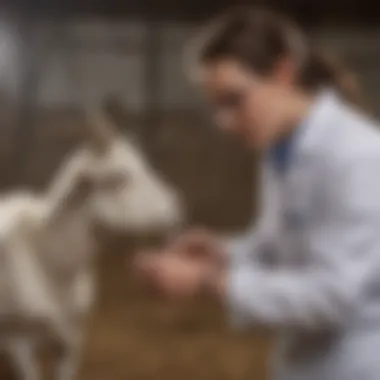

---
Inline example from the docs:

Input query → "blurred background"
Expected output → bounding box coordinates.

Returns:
[0,0,379,379]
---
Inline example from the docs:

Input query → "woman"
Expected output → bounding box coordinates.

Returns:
[136,7,380,380]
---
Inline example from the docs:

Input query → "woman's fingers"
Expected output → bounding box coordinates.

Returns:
[133,246,220,300]
[132,228,225,299]
[149,255,193,299]
[170,228,218,256]
[134,249,153,269]
[169,228,209,246]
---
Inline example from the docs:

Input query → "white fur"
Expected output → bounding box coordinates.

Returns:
[0,104,183,380]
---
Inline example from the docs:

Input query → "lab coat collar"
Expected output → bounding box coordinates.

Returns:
[295,87,342,159]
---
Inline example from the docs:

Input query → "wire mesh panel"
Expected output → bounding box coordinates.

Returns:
[0,12,254,223]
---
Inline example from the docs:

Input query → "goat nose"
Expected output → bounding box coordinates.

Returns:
[162,215,185,241]
[172,194,186,224]
[159,196,185,236]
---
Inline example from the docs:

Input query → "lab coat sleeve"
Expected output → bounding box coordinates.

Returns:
[224,164,279,268]
[223,228,264,266]
[226,154,380,329]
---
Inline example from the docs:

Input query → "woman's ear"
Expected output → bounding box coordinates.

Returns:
[273,56,297,87]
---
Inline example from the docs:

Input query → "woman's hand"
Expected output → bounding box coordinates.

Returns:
[133,227,229,299]
[134,249,226,299]
[169,228,226,267]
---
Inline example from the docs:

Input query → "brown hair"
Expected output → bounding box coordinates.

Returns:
[192,7,365,109]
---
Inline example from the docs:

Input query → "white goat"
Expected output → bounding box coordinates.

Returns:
[0,101,183,380]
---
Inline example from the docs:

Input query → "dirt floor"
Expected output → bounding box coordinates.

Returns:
[85,244,271,380]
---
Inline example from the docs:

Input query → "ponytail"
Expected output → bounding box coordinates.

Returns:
[299,49,366,110]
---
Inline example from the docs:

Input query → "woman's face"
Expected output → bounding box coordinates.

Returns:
[201,59,294,150]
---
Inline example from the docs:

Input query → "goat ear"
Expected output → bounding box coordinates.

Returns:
[102,93,142,142]
[102,94,129,128]
[72,167,95,202]
[84,97,118,153]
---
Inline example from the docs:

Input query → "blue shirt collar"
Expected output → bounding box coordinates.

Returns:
[268,117,308,175]
[268,88,338,175]
[269,129,297,174]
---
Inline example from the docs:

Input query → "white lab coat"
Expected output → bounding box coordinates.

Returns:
[226,89,380,380]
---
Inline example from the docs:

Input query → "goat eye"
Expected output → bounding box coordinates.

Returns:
[102,173,129,189]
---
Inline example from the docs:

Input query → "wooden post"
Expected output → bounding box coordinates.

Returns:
[9,11,42,186]
[142,13,162,147]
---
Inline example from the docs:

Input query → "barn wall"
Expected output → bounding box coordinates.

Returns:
[34,19,199,110]
[2,19,380,110]
[316,28,380,109]
[37,23,380,111]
